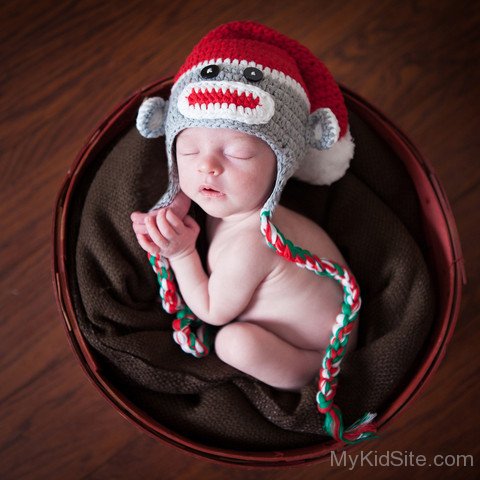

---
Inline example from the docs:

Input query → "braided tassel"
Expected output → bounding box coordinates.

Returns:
[148,253,214,357]
[260,210,377,444]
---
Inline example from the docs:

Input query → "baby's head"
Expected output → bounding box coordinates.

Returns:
[137,21,354,215]
[175,127,276,218]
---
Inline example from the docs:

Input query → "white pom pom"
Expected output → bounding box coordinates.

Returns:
[294,129,355,185]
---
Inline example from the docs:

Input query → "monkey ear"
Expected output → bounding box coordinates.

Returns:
[307,108,340,149]
[295,108,355,185]
[136,97,168,138]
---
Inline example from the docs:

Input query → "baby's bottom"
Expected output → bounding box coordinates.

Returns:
[214,321,324,391]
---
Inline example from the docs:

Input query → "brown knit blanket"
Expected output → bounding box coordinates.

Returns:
[71,106,434,450]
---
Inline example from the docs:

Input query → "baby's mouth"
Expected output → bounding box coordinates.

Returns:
[199,185,225,198]
[178,81,274,125]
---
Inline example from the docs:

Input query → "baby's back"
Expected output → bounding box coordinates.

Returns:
[207,206,356,352]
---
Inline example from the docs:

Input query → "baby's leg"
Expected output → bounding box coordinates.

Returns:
[215,321,324,391]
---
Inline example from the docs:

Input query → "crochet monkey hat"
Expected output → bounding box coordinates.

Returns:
[136,21,376,444]
[137,21,354,212]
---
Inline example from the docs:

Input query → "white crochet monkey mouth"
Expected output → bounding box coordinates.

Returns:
[177,81,274,125]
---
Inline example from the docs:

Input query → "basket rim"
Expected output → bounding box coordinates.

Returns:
[51,77,465,467]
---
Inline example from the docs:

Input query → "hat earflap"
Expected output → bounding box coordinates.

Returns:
[294,108,354,186]
[136,97,168,138]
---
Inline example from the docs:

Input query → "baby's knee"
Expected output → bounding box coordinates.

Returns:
[214,322,260,367]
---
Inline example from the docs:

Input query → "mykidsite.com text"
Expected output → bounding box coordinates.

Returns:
[331,450,474,470]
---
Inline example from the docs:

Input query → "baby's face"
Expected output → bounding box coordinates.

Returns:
[175,127,276,219]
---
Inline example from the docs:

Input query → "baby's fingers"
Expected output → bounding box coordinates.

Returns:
[136,233,160,256]
[145,216,170,248]
[165,209,185,232]
[183,215,200,233]
[131,211,147,224]
[132,221,148,235]
[156,209,178,239]
[131,210,159,225]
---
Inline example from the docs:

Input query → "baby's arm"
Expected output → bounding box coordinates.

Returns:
[171,240,271,326]
[145,210,271,326]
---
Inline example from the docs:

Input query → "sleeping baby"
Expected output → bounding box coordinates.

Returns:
[130,21,375,443]
[132,126,356,391]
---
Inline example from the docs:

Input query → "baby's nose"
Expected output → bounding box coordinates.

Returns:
[198,157,223,176]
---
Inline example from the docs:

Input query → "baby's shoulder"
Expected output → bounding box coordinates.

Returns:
[271,206,324,241]
[274,205,320,228]
[226,220,271,256]
[273,205,346,265]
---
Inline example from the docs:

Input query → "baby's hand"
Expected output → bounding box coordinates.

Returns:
[145,210,200,260]
[131,209,162,255]
[130,191,191,256]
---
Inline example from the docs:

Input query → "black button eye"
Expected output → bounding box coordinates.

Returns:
[200,64,220,78]
[243,67,263,82]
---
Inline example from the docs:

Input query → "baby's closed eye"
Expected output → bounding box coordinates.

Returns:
[224,149,255,160]
[178,150,199,156]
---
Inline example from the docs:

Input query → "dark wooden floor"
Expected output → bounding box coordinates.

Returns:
[1,0,478,478]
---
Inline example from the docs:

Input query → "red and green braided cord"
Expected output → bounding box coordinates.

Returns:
[260,210,377,443]
[148,253,214,357]
[147,209,377,443]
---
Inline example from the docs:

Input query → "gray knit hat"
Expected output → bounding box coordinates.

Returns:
[136,21,354,213]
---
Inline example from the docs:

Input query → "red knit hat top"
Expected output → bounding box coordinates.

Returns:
[174,21,348,137]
